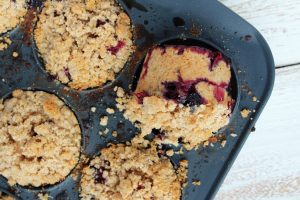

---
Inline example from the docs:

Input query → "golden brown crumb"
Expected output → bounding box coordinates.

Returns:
[0,36,12,51]
[192,180,201,186]
[106,107,115,114]
[12,52,19,57]
[166,149,174,157]
[252,96,257,102]
[240,109,251,118]
[0,0,27,34]
[100,116,109,126]
[38,193,50,200]
[112,131,117,137]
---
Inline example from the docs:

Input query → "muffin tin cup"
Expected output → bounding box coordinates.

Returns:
[0,0,274,199]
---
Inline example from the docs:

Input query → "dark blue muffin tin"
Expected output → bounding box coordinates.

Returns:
[0,0,274,199]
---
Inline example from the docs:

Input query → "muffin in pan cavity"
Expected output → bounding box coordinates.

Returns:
[80,141,187,200]
[117,45,235,150]
[34,0,134,90]
[0,191,13,200]
[0,0,27,34]
[0,90,81,187]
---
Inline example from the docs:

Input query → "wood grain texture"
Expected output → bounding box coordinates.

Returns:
[216,65,300,200]
[220,0,300,67]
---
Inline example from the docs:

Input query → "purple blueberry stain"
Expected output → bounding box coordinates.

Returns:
[96,19,106,28]
[94,167,106,184]
[134,91,149,104]
[107,41,126,55]
[163,77,205,106]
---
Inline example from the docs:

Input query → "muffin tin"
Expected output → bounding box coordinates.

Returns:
[0,0,275,199]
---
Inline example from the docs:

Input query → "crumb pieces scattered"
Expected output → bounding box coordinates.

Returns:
[91,107,97,112]
[38,193,50,200]
[100,116,109,126]
[106,107,115,114]
[240,109,251,118]
[115,86,125,98]
[0,36,12,51]
[0,0,27,34]
[252,96,257,102]
[112,131,117,137]
[192,180,201,186]
[12,51,19,57]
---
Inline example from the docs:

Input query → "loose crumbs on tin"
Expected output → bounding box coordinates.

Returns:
[240,108,251,118]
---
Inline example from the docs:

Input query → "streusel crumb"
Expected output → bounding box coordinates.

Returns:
[0,0,27,34]
[80,143,187,200]
[0,90,81,187]
[0,36,12,51]
[240,109,251,118]
[35,0,134,90]
[117,46,234,149]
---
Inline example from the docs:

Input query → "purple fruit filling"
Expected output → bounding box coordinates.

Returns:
[107,41,125,55]
[163,76,228,106]
[135,91,149,104]
[94,167,106,184]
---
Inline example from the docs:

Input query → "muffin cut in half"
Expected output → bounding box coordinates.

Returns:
[117,45,235,149]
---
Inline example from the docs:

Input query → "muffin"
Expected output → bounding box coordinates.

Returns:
[0,0,27,34]
[34,0,134,90]
[117,45,234,149]
[80,143,187,200]
[0,192,13,200]
[0,90,81,187]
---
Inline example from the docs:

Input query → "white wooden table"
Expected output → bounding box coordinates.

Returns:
[216,1,300,199]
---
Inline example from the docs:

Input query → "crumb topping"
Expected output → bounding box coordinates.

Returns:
[80,143,187,200]
[35,0,134,90]
[0,0,27,34]
[0,90,81,186]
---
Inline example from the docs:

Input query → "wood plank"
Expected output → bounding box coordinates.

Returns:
[219,0,300,67]
[216,65,300,200]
